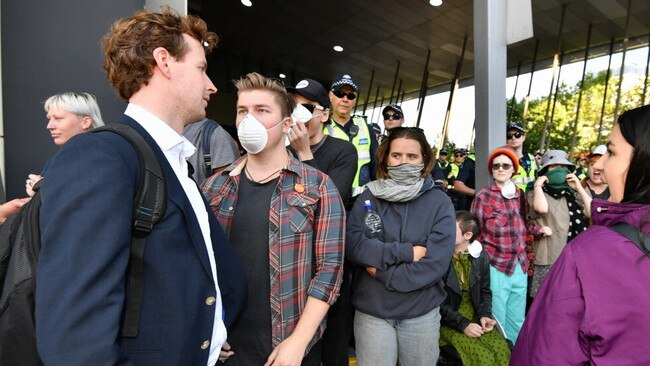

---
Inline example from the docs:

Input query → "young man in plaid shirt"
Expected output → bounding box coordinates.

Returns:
[470,146,551,345]
[202,72,345,366]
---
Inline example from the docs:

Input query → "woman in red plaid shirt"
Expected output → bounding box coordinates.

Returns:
[470,146,551,345]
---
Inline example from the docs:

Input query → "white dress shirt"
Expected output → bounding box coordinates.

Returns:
[125,104,226,366]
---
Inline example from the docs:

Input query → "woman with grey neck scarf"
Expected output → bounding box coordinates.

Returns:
[346,127,455,366]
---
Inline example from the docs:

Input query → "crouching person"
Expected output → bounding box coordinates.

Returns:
[439,211,511,366]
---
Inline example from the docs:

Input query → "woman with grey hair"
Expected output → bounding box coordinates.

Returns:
[25,92,104,196]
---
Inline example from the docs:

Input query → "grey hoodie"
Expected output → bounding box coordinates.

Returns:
[346,185,455,319]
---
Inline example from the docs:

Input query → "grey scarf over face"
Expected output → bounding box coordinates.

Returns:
[365,163,427,202]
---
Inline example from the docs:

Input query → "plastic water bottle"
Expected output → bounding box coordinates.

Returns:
[363,200,383,239]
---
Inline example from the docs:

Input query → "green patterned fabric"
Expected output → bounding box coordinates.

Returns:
[440,253,511,366]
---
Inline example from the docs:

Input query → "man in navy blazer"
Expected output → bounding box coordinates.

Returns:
[35,8,246,366]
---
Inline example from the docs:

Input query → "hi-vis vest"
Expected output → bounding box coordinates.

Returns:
[448,163,460,179]
[512,152,537,191]
[324,116,371,197]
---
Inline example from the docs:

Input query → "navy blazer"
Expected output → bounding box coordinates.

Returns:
[36,116,246,366]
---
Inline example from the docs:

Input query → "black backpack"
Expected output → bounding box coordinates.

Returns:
[0,124,166,365]
[200,119,220,177]
[610,222,649,254]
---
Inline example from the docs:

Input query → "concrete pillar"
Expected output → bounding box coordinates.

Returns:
[473,0,508,191]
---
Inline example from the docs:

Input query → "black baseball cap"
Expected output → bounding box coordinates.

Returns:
[287,78,330,108]
[382,104,404,118]
[507,122,525,133]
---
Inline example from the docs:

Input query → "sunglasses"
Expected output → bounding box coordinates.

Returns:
[301,103,324,114]
[454,153,464,157]
[507,132,524,140]
[383,113,403,120]
[331,90,357,100]
[492,163,513,171]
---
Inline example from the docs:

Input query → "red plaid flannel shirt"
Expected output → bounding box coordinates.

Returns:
[471,183,542,275]
[201,155,345,351]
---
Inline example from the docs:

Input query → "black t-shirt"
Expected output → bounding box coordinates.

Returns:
[587,183,610,200]
[226,173,277,365]
[289,135,358,203]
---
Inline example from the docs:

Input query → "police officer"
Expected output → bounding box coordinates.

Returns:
[381,104,405,138]
[325,74,378,204]
[451,149,475,211]
[506,122,537,191]
[447,148,464,187]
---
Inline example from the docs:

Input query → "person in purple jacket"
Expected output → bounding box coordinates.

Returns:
[512,104,650,365]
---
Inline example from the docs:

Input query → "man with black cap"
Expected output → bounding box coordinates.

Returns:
[432,148,450,186]
[287,78,358,213]
[288,78,358,366]
[326,74,378,203]
[381,104,405,137]
[436,149,450,173]
[506,122,538,191]
[449,148,476,211]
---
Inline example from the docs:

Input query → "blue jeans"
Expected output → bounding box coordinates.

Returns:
[354,307,441,366]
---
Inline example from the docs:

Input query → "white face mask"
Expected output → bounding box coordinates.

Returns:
[284,103,313,147]
[290,103,313,124]
[501,180,517,199]
[237,114,284,154]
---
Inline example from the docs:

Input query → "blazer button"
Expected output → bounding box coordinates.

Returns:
[201,340,210,350]
[206,296,216,306]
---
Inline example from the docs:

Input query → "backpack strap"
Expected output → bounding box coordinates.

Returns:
[91,124,166,338]
[201,119,220,177]
[24,180,43,278]
[518,188,527,219]
[610,222,649,254]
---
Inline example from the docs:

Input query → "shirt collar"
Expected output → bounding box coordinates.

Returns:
[226,152,303,177]
[125,103,196,158]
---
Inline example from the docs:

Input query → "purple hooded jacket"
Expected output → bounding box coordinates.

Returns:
[511,199,650,365]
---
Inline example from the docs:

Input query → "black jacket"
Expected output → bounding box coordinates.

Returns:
[440,250,493,332]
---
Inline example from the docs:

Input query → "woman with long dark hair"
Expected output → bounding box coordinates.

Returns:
[512,104,650,365]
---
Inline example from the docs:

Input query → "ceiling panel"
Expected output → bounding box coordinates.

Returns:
[197,0,649,108]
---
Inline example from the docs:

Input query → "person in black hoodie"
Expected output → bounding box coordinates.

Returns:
[346,127,455,366]
[439,211,510,366]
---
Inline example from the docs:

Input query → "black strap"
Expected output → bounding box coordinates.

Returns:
[201,119,219,177]
[518,188,527,219]
[24,180,43,280]
[91,124,166,338]
[610,223,649,254]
